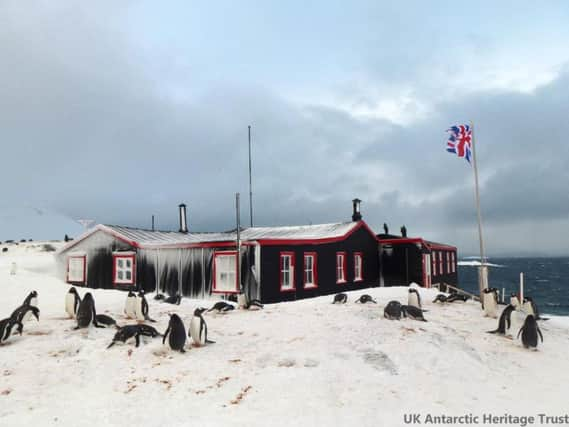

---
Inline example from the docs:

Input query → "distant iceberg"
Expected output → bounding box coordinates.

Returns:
[0,206,84,241]
[458,260,505,268]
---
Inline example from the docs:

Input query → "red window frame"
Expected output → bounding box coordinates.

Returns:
[303,252,318,289]
[212,250,239,294]
[112,254,136,286]
[438,251,443,275]
[354,252,363,282]
[336,251,347,284]
[66,255,86,284]
[279,252,296,292]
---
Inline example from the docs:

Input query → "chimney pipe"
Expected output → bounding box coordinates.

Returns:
[178,203,188,233]
[352,198,362,222]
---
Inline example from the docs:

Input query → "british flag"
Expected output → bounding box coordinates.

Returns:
[446,124,472,163]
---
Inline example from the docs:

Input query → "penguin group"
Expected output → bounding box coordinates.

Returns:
[1,291,40,345]
[487,293,546,350]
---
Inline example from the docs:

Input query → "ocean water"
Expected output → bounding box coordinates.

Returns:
[458,257,569,316]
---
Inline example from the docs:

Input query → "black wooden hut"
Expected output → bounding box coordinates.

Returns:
[377,234,458,289]
[57,203,380,303]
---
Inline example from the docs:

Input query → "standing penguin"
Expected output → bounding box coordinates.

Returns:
[517,315,543,349]
[408,289,422,309]
[487,304,516,335]
[510,293,521,310]
[20,291,38,323]
[482,288,499,318]
[65,287,81,319]
[135,290,156,322]
[163,313,187,353]
[10,305,40,334]
[522,297,547,320]
[74,293,104,329]
[124,291,137,319]
[189,308,215,346]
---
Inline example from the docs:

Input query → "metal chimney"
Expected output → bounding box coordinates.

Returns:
[352,198,362,222]
[178,203,188,233]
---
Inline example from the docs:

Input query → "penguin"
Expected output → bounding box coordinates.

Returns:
[487,304,515,335]
[510,293,521,309]
[482,288,499,318]
[407,289,422,309]
[22,290,38,307]
[124,291,137,319]
[95,314,118,328]
[207,301,235,312]
[355,294,377,304]
[522,297,548,320]
[432,294,448,304]
[74,293,104,329]
[332,293,348,304]
[162,313,186,353]
[65,287,81,319]
[384,301,403,320]
[137,324,161,338]
[447,293,469,303]
[401,305,427,321]
[107,325,143,349]
[189,308,215,346]
[135,290,156,322]
[10,305,40,334]
[517,315,543,349]
[0,318,21,344]
[164,294,182,305]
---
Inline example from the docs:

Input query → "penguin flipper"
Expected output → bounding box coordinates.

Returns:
[145,316,157,323]
[486,329,500,334]
[107,341,116,349]
[135,334,141,348]
[162,327,170,345]
[537,327,544,343]
[517,327,523,339]
[205,339,215,344]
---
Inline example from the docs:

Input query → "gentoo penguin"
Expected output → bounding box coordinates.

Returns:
[163,313,186,353]
[510,293,521,310]
[65,287,81,319]
[447,293,469,303]
[407,289,422,309]
[74,293,104,329]
[355,294,377,304]
[401,305,427,321]
[135,290,156,322]
[517,315,543,349]
[482,288,499,318]
[432,294,448,304]
[487,304,516,335]
[384,301,403,320]
[0,318,20,344]
[20,291,38,322]
[164,294,182,305]
[107,324,161,348]
[522,297,547,320]
[95,314,118,328]
[189,308,215,346]
[124,291,137,319]
[332,293,348,304]
[207,301,235,312]
[10,305,40,334]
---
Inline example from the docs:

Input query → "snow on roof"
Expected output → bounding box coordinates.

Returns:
[94,221,363,249]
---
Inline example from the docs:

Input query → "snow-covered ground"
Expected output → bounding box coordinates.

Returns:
[1,243,568,427]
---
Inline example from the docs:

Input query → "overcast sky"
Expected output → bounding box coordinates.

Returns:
[1,1,568,256]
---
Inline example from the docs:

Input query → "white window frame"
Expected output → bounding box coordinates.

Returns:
[336,252,346,283]
[438,251,443,275]
[67,255,86,283]
[113,253,135,285]
[280,252,295,291]
[354,252,363,282]
[303,253,317,288]
[213,251,238,293]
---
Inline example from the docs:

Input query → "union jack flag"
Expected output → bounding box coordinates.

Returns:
[446,124,472,163]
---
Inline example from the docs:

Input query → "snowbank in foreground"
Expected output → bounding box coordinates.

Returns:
[0,244,567,427]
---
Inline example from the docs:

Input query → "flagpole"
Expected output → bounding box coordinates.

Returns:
[470,121,487,299]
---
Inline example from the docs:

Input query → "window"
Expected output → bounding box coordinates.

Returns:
[438,251,443,275]
[354,252,363,282]
[432,252,437,276]
[67,255,86,284]
[280,252,295,292]
[213,251,238,293]
[336,252,346,283]
[113,253,135,285]
[446,252,451,273]
[451,252,456,273]
[303,252,317,288]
